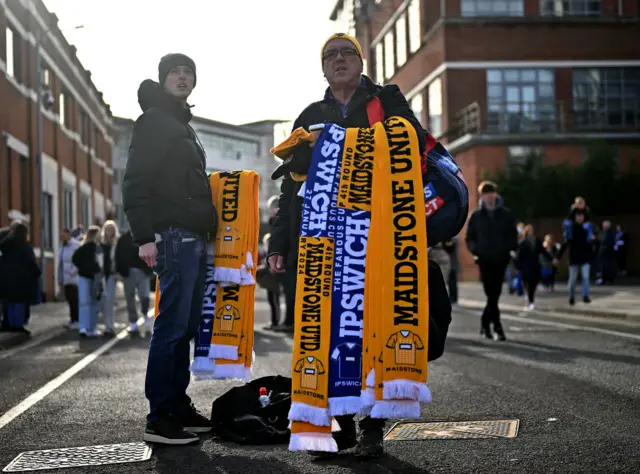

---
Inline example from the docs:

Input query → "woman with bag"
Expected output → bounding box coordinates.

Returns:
[0,222,40,334]
[72,226,104,338]
[100,220,119,337]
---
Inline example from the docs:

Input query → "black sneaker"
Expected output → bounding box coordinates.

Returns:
[143,417,199,445]
[480,327,493,340]
[583,296,591,304]
[178,404,212,433]
[493,323,506,342]
[308,417,357,456]
[569,297,575,306]
[355,425,384,458]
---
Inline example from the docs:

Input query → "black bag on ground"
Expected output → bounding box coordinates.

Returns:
[210,375,292,445]
[427,259,453,362]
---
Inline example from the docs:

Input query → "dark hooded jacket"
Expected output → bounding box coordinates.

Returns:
[465,197,518,265]
[122,80,217,245]
[267,75,426,269]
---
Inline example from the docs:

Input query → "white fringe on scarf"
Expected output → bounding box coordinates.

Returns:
[370,400,421,419]
[383,380,432,403]
[289,433,338,453]
[288,402,332,427]
[328,396,363,417]
[208,344,238,361]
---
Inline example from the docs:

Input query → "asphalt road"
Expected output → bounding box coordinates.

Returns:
[0,297,639,474]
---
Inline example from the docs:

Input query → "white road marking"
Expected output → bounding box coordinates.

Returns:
[0,328,67,361]
[0,317,145,431]
[499,314,640,341]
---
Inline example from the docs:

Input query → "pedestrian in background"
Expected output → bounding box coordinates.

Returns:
[101,220,119,337]
[515,225,544,310]
[0,222,40,334]
[72,226,104,338]
[59,228,81,330]
[115,229,153,335]
[541,233,560,292]
[557,210,594,305]
[596,220,616,285]
[443,237,459,305]
[615,225,628,277]
[466,181,518,341]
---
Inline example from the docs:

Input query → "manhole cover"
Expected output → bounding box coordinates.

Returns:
[3,442,152,472]
[384,420,519,441]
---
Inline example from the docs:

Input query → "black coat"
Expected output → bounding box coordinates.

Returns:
[122,80,217,245]
[72,242,102,279]
[558,223,594,266]
[516,238,544,281]
[465,201,518,265]
[0,235,41,302]
[267,75,426,269]
[115,231,152,277]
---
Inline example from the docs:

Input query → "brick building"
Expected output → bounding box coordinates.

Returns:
[1,0,113,298]
[331,0,640,278]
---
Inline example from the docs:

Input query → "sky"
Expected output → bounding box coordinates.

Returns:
[43,0,338,125]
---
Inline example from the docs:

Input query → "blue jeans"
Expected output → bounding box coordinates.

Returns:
[78,276,100,332]
[568,263,590,299]
[145,228,207,422]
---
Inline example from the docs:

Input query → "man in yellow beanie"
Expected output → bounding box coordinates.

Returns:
[267,32,426,458]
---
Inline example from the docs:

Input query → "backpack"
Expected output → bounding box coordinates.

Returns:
[367,97,470,247]
[210,375,292,445]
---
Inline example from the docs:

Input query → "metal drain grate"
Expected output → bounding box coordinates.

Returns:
[384,419,520,441]
[3,442,152,472]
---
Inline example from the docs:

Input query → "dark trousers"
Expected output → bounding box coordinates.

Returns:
[448,268,458,304]
[64,284,79,323]
[600,256,615,284]
[145,229,207,422]
[479,261,508,331]
[283,269,296,326]
[524,278,539,304]
[267,290,281,326]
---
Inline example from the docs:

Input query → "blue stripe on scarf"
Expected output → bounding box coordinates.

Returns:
[195,264,217,358]
[302,124,366,402]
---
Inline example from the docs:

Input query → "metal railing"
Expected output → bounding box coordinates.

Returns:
[450,99,640,140]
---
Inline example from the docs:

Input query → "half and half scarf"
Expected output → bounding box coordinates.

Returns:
[287,118,431,452]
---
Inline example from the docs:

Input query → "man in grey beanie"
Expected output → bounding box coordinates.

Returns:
[123,53,217,445]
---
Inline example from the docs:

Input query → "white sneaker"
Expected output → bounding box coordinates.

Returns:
[87,330,102,338]
[528,303,535,311]
[127,323,139,333]
[144,316,153,330]
[65,321,79,330]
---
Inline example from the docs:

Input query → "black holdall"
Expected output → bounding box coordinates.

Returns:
[210,375,292,445]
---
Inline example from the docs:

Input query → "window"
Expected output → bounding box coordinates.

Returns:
[395,14,407,67]
[80,111,89,145]
[461,0,524,16]
[408,0,421,54]
[410,93,424,128]
[375,42,384,84]
[20,155,30,214]
[572,68,640,128]
[6,27,21,81]
[486,69,556,132]
[384,31,395,80]
[428,79,443,137]
[62,187,74,229]
[80,196,90,229]
[42,193,53,250]
[540,0,601,16]
[59,91,67,127]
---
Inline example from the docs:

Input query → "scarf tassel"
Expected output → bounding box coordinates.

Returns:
[383,381,432,403]
[289,433,338,453]
[288,403,332,427]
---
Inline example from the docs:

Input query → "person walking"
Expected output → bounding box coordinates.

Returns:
[115,230,153,335]
[100,220,119,337]
[515,225,544,310]
[465,181,518,341]
[596,220,616,285]
[541,233,561,291]
[0,223,40,334]
[557,210,594,305]
[122,53,217,445]
[72,226,104,338]
[59,228,81,330]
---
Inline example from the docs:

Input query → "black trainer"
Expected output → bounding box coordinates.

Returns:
[143,417,199,445]
[178,404,212,433]
[583,296,591,304]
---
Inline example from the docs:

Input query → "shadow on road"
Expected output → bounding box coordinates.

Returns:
[313,453,433,473]
[445,336,640,366]
[253,329,292,356]
[153,442,302,473]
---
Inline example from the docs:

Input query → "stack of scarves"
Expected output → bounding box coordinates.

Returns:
[153,170,260,383]
[284,118,431,452]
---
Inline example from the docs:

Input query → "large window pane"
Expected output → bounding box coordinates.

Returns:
[384,31,395,79]
[428,78,443,137]
[486,69,557,133]
[6,28,14,77]
[395,14,407,67]
[572,67,640,129]
[408,0,421,53]
[540,0,601,16]
[410,93,424,127]
[375,42,384,84]
[461,0,524,16]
